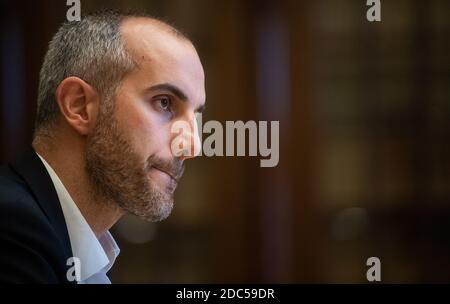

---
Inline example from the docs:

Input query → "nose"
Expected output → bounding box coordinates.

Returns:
[170,114,201,160]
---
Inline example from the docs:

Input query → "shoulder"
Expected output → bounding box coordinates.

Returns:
[0,165,30,202]
[0,164,49,232]
[0,164,71,283]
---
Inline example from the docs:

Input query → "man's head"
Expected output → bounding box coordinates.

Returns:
[34,11,205,222]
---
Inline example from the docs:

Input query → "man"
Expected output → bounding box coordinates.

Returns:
[0,11,205,283]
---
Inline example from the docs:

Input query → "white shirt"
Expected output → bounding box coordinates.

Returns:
[37,153,120,284]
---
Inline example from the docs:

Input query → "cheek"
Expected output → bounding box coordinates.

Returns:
[116,102,171,157]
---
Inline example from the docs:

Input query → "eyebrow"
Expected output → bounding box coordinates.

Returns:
[146,83,206,113]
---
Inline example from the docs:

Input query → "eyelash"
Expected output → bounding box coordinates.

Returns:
[154,96,173,113]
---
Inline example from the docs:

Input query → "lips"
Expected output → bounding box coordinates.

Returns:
[152,166,179,183]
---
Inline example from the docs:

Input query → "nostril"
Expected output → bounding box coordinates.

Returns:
[170,117,202,159]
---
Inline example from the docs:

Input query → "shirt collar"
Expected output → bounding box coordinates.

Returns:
[36,153,120,282]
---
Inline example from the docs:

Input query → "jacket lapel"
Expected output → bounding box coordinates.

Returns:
[9,148,73,259]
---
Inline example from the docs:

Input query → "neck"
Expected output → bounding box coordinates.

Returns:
[33,137,125,238]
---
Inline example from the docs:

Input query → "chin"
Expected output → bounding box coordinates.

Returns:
[138,198,174,223]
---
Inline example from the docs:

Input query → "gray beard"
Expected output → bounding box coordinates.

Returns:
[85,107,174,222]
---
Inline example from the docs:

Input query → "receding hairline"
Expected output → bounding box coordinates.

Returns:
[118,16,196,68]
[123,16,187,36]
[119,16,191,50]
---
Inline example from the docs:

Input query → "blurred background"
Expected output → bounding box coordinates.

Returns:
[1,0,449,283]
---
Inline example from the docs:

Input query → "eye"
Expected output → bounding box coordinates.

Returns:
[155,96,172,112]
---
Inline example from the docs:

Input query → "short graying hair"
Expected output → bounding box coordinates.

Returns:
[34,10,188,136]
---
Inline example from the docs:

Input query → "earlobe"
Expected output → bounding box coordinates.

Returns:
[55,77,98,136]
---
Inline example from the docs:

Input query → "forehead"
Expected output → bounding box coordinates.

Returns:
[120,18,205,102]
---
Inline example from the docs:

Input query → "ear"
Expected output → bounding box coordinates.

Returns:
[55,76,99,136]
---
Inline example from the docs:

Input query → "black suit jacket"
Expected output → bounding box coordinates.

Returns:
[0,148,75,283]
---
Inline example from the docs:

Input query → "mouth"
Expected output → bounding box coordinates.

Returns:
[152,166,179,184]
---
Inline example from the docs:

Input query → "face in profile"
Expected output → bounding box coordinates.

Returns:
[85,19,205,222]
